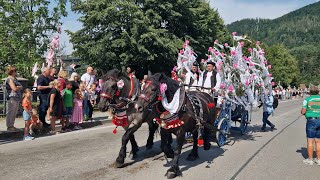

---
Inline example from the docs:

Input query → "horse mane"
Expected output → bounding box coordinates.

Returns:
[151,73,180,102]
[102,69,130,81]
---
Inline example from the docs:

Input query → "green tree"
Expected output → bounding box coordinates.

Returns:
[69,0,228,76]
[0,0,67,79]
[265,44,300,87]
[289,45,320,85]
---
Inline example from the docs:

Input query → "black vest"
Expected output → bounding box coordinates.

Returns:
[189,72,200,86]
[202,70,217,88]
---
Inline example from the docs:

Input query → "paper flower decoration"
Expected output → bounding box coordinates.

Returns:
[117,79,124,89]
[160,83,167,94]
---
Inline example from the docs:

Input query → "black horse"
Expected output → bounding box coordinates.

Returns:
[136,73,215,179]
[98,69,173,167]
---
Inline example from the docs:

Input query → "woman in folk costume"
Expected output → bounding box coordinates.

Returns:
[184,61,201,91]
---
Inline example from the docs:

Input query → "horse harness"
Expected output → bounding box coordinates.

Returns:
[100,74,140,131]
[140,83,205,130]
[186,93,204,129]
[100,74,139,110]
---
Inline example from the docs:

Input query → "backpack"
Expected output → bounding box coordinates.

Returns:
[3,77,10,100]
[273,95,279,109]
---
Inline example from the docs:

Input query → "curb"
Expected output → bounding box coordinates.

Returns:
[0,118,111,141]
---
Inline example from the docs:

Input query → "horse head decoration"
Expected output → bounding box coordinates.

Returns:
[98,69,134,112]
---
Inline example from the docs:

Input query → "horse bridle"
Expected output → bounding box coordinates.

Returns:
[138,80,161,110]
[100,76,118,100]
[99,76,128,110]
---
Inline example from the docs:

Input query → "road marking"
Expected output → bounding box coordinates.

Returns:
[230,108,303,180]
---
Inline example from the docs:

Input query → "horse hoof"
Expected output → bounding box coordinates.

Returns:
[186,154,199,161]
[204,143,211,150]
[166,172,177,179]
[165,168,182,179]
[113,161,124,168]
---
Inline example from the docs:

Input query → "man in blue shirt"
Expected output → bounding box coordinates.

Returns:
[261,89,276,131]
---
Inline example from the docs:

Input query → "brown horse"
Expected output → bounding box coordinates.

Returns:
[135,73,216,179]
[98,69,173,167]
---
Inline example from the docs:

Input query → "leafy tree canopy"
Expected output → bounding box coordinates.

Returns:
[69,0,229,77]
[0,0,67,79]
[265,44,300,87]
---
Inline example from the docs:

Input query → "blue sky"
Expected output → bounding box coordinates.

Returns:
[211,0,319,24]
[59,0,319,54]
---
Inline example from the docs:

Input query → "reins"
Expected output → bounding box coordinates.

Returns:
[101,74,137,110]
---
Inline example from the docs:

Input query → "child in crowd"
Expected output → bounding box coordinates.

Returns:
[79,83,85,96]
[88,83,97,121]
[29,109,43,136]
[61,81,73,132]
[22,88,35,140]
[80,83,89,121]
[47,79,63,135]
[71,89,84,130]
[89,83,97,105]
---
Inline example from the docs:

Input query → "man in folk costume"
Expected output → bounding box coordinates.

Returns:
[183,61,200,142]
[198,61,222,118]
[198,61,221,95]
[184,61,200,91]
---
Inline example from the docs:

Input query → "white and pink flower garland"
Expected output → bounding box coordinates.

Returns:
[175,40,199,79]
[202,32,274,110]
[31,26,63,87]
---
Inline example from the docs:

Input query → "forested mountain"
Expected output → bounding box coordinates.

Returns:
[227,1,320,85]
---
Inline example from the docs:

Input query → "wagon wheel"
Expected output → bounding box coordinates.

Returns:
[216,117,228,147]
[240,111,249,135]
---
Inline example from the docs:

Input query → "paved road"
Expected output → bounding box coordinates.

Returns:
[1,99,319,180]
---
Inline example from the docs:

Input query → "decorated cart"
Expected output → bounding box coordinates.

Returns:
[214,97,251,147]
[175,32,274,147]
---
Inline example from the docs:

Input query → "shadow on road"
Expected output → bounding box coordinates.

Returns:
[173,145,226,173]
[114,140,164,168]
[296,147,315,159]
[114,138,226,175]
[209,124,263,147]
[0,119,110,145]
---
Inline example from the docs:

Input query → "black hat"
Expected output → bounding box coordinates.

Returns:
[207,61,215,66]
[192,61,199,67]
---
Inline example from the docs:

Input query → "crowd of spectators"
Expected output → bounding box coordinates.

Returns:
[3,65,100,140]
[272,88,308,100]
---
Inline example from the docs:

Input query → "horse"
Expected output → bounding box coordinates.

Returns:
[98,69,173,168]
[135,73,216,179]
